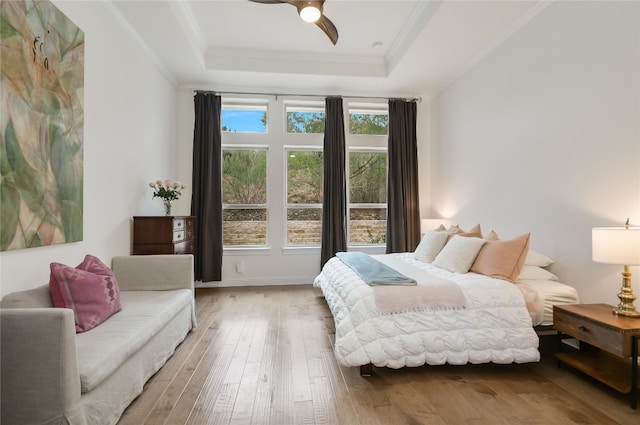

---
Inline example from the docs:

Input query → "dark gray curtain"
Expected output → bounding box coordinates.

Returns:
[191,92,222,281]
[320,97,347,267]
[386,99,420,253]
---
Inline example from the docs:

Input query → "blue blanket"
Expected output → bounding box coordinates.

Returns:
[336,252,417,286]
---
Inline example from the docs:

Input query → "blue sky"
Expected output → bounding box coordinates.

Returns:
[222,110,266,132]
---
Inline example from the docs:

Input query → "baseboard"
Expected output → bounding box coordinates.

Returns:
[196,276,314,288]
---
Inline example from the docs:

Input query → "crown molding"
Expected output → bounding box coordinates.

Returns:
[103,0,178,87]
[165,0,207,68]
[434,0,553,97]
[385,0,444,73]
[205,47,388,77]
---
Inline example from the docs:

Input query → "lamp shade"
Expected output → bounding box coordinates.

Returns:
[592,227,640,265]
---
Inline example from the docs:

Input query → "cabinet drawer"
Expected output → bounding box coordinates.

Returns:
[555,311,625,356]
[173,219,185,231]
[174,239,194,254]
[173,230,185,242]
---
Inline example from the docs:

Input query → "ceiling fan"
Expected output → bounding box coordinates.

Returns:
[248,0,339,45]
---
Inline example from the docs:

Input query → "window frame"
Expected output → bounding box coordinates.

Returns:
[221,144,270,248]
[347,146,388,247]
[283,145,324,247]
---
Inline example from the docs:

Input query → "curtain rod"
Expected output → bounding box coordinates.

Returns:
[193,89,421,103]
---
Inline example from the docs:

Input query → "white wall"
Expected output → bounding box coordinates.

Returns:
[0,1,178,297]
[428,1,640,304]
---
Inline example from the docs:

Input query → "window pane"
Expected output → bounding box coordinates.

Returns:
[222,109,267,133]
[349,151,387,203]
[349,113,388,135]
[286,111,325,133]
[287,150,323,204]
[287,208,321,245]
[222,148,267,247]
[348,102,388,135]
[285,101,325,134]
[223,209,267,246]
[222,98,268,133]
[349,208,386,245]
[223,149,267,204]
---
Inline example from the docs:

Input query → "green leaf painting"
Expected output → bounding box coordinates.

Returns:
[0,0,84,251]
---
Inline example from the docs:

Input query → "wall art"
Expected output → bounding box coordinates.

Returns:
[1,0,84,251]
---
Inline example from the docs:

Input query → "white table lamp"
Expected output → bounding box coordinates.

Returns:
[592,219,640,317]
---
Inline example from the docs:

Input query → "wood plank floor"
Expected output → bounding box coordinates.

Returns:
[118,286,639,425]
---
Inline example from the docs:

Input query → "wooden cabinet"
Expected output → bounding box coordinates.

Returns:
[132,216,195,255]
[554,303,640,409]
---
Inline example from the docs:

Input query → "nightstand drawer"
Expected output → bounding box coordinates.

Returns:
[555,311,624,356]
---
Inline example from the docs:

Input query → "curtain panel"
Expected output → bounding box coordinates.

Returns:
[386,99,421,253]
[191,92,223,282]
[320,97,347,267]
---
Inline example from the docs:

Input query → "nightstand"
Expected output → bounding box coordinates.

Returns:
[553,303,640,409]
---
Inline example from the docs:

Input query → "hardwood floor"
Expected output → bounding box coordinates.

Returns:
[118,286,639,425]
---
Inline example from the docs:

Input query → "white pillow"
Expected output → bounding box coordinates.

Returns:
[432,235,486,273]
[517,265,559,281]
[525,250,554,267]
[414,230,450,263]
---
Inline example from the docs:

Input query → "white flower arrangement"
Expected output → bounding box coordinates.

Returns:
[149,179,185,202]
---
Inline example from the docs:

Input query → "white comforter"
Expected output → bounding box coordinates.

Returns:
[313,253,540,368]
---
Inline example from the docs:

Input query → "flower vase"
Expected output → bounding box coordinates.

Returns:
[163,199,172,216]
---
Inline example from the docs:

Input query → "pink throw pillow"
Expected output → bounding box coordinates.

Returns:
[49,255,122,333]
[470,232,530,283]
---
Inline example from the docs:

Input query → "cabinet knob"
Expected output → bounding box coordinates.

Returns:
[578,325,587,332]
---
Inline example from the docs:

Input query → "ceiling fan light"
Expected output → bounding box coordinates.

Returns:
[299,6,321,23]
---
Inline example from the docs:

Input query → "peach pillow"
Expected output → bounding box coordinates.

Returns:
[448,224,483,239]
[470,232,530,283]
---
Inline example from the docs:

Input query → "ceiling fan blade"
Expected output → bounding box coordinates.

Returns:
[248,0,338,45]
[315,15,338,45]
[247,0,294,4]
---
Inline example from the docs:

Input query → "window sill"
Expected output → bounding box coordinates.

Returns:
[224,246,271,255]
[347,245,386,254]
[281,246,321,255]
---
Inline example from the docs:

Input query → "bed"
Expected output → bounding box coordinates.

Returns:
[313,229,580,375]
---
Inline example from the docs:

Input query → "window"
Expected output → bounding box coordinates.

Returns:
[285,148,323,245]
[219,96,389,250]
[285,100,325,134]
[348,102,388,135]
[348,149,387,245]
[222,147,268,246]
[222,98,268,133]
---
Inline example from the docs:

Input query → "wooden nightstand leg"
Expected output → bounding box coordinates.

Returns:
[556,331,564,368]
[632,335,638,410]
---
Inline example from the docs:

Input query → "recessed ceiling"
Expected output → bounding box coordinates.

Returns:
[106,0,547,98]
